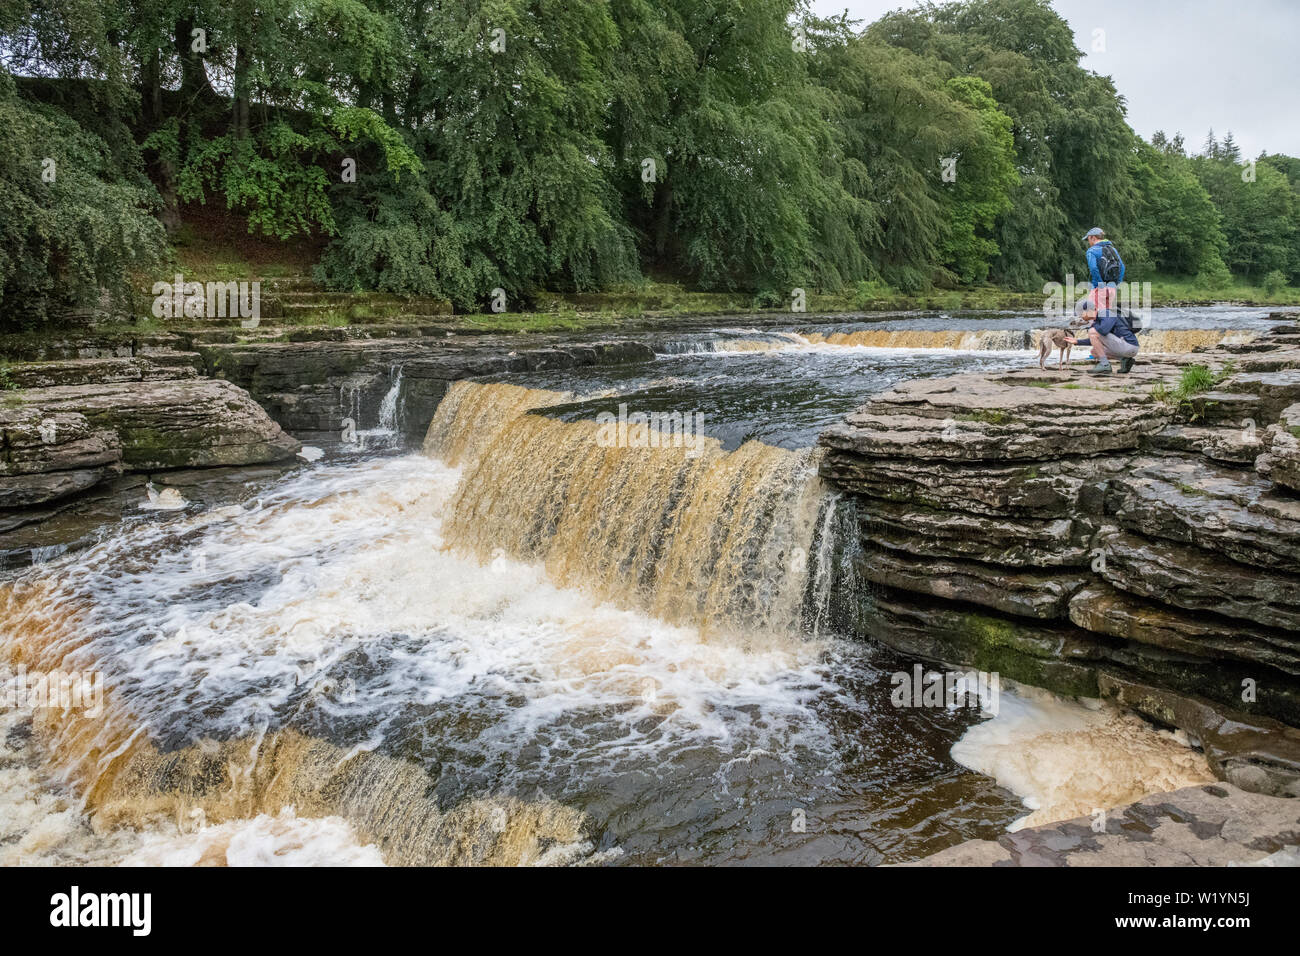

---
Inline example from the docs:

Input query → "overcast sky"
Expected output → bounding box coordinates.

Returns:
[810,0,1300,157]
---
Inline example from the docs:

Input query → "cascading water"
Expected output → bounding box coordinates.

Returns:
[376,366,403,433]
[427,381,827,636]
[0,368,1216,866]
[656,327,1258,354]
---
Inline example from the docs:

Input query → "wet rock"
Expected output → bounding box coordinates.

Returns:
[1257,402,1300,494]
[0,409,122,507]
[915,782,1300,866]
[7,379,300,470]
[859,549,1091,620]
[1227,369,1300,421]
[1099,529,1300,632]
[1097,674,1300,798]
[1070,584,1300,678]
[1105,456,1300,570]
[820,337,1300,794]
[201,337,655,439]
[867,589,1104,698]
[857,499,1092,567]
[1149,423,1261,465]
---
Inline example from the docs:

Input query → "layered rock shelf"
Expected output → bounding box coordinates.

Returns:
[820,318,1300,797]
[915,782,1300,866]
[197,336,656,440]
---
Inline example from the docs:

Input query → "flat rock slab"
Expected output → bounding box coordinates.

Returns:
[914,783,1300,866]
[820,373,1168,462]
[8,379,300,470]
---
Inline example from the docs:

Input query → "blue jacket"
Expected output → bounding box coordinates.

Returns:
[1093,309,1139,347]
[1087,240,1125,288]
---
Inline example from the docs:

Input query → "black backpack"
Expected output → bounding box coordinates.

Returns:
[1097,242,1124,283]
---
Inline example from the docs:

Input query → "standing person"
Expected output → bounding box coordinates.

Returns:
[1083,227,1125,312]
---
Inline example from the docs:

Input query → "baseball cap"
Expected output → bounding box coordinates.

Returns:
[1082,227,1105,240]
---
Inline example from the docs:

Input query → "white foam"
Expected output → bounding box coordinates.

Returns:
[121,809,384,867]
[951,684,1215,831]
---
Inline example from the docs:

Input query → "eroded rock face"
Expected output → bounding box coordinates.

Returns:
[199,337,656,439]
[0,409,122,507]
[6,379,300,471]
[1257,403,1300,493]
[819,329,1300,794]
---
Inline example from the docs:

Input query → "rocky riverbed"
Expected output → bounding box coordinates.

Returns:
[819,316,1300,801]
[3,308,1299,865]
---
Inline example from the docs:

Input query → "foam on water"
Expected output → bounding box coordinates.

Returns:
[951,684,1215,831]
[1,454,841,863]
[0,374,1226,864]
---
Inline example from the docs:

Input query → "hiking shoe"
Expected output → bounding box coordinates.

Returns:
[1118,357,1135,374]
[1088,363,1112,375]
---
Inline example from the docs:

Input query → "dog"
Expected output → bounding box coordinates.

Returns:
[1038,327,1082,370]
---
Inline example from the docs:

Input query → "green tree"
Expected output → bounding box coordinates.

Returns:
[0,72,166,325]
[606,0,872,293]
[1130,139,1226,275]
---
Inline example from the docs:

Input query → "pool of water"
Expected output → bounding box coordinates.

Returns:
[1,317,1230,866]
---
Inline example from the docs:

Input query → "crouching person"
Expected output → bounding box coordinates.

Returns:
[1078,303,1139,375]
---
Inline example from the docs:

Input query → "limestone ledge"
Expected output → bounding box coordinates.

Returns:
[820,326,1300,794]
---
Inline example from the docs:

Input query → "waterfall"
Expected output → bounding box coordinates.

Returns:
[1138,329,1257,352]
[658,331,810,354]
[425,380,830,637]
[376,366,404,433]
[802,329,1033,350]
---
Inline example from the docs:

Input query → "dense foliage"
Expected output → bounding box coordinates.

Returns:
[2,0,1298,319]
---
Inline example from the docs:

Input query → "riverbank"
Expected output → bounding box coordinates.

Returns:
[2,305,1298,866]
[817,315,1300,801]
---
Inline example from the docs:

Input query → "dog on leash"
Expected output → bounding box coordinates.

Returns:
[1038,327,1081,370]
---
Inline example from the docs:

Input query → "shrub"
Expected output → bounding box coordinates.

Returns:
[0,76,166,328]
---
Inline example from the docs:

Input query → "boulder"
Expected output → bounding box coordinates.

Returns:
[9,379,300,470]
[0,409,122,507]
